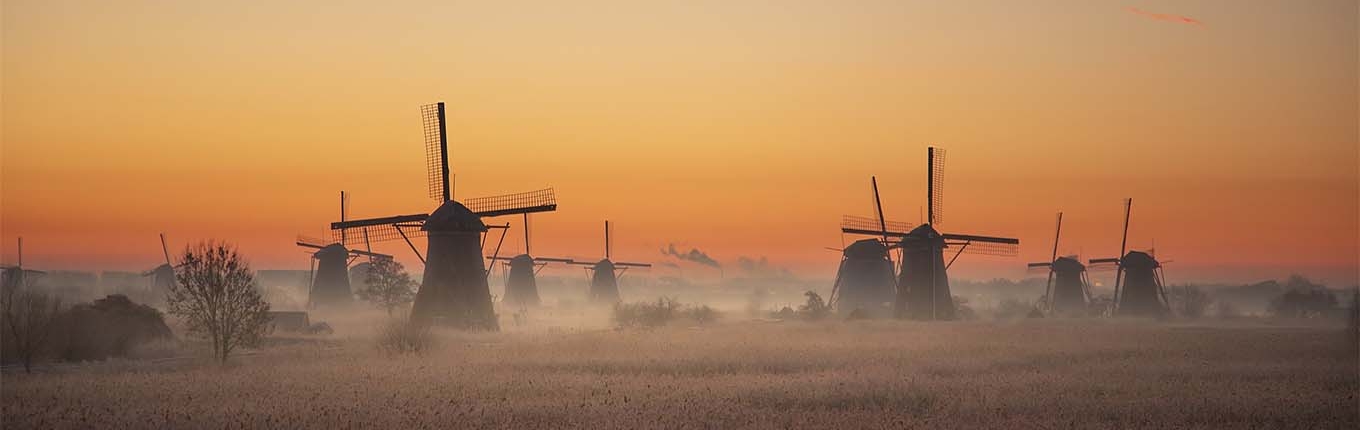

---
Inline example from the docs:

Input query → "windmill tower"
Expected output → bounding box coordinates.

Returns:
[841,148,1020,320]
[1089,199,1169,317]
[329,102,558,329]
[827,178,903,317]
[1026,213,1092,315]
[296,236,392,308]
[486,214,573,309]
[140,233,178,301]
[569,221,651,303]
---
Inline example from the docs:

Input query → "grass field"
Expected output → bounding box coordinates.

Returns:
[2,315,1356,429]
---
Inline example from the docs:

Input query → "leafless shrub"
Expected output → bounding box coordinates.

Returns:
[682,304,721,325]
[166,241,272,363]
[1,281,64,373]
[377,318,434,355]
[613,297,682,328]
[1170,285,1213,319]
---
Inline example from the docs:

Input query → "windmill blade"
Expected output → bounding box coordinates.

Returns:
[296,235,331,249]
[941,233,1018,244]
[330,221,428,247]
[349,249,392,260]
[486,256,515,261]
[422,102,451,203]
[567,261,597,266]
[614,261,652,268]
[1088,257,1121,264]
[1027,262,1053,268]
[946,241,1019,257]
[604,220,613,260]
[464,188,558,218]
[841,215,912,237]
[928,146,946,226]
[533,257,575,264]
[159,233,171,266]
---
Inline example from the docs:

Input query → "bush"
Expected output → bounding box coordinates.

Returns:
[52,294,174,362]
[1169,285,1213,319]
[682,304,720,325]
[797,291,831,321]
[1216,301,1243,319]
[1268,275,1339,318]
[377,318,434,355]
[613,297,682,328]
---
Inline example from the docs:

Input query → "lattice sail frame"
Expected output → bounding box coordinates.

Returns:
[841,215,914,236]
[930,147,946,226]
[422,103,446,202]
[331,223,427,247]
[945,240,1018,257]
[464,188,557,217]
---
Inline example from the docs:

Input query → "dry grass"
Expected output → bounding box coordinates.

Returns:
[2,317,1355,429]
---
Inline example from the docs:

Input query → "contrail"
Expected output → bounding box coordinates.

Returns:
[1127,7,1204,27]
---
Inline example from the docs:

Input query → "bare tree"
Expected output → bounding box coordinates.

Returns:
[166,241,271,362]
[358,258,417,316]
[1,277,63,373]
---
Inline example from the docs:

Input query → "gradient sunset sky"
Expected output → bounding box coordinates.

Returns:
[3,0,1357,285]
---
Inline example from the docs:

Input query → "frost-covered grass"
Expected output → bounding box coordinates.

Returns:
[2,318,1355,429]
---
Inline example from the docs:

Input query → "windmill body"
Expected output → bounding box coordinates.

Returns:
[833,239,897,317]
[897,224,955,320]
[588,259,620,303]
[1114,251,1166,316]
[309,244,354,307]
[410,200,499,329]
[1049,257,1089,314]
[502,254,542,308]
[146,264,175,297]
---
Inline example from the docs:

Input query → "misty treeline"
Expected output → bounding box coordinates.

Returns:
[1,240,274,371]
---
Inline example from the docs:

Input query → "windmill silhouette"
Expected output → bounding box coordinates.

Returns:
[827,178,903,317]
[1026,212,1092,316]
[486,213,574,309]
[1,238,44,290]
[1089,198,1169,317]
[329,102,557,329]
[139,233,179,301]
[295,235,392,308]
[569,221,651,303]
[841,147,1020,320]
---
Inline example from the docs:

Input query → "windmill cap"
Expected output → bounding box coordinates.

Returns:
[844,239,888,259]
[1121,251,1159,268]
[1052,256,1086,272]
[424,200,487,232]
[510,254,534,265]
[594,259,615,270]
[315,243,349,258]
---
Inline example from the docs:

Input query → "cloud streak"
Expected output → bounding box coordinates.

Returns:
[660,244,721,268]
[1126,7,1204,27]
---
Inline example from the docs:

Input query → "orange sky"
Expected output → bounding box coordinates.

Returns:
[3,0,1357,285]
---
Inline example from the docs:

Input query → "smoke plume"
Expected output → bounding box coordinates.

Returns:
[660,244,721,268]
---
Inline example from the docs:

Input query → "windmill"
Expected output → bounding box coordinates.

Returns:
[841,147,1020,320]
[569,221,651,303]
[1088,198,1169,317]
[1,237,44,290]
[139,233,179,301]
[328,102,558,329]
[1026,213,1092,316]
[296,235,392,308]
[826,178,902,317]
[486,213,573,309]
